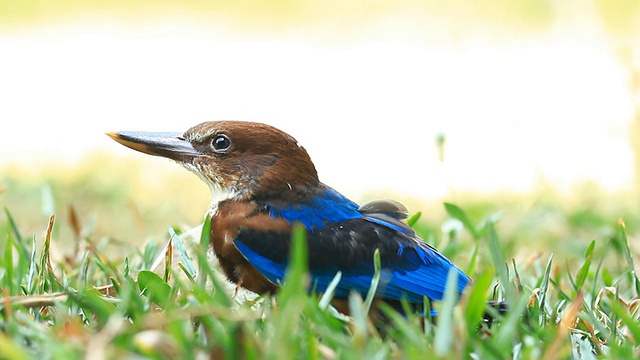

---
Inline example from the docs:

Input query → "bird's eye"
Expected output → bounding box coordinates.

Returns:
[211,135,232,153]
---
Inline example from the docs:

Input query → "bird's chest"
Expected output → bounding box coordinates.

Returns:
[208,201,285,294]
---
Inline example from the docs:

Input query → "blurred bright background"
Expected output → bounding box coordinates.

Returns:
[1,0,640,256]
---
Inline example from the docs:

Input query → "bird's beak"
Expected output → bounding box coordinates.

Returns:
[106,131,201,162]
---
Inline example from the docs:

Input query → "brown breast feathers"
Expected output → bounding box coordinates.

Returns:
[209,200,291,295]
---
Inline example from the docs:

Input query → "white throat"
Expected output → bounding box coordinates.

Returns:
[179,162,239,217]
[206,183,239,217]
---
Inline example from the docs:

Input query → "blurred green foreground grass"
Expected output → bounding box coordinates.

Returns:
[0,157,639,359]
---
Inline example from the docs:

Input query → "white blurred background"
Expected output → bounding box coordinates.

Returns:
[1,1,639,202]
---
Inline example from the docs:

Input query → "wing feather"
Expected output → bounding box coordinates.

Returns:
[234,217,470,302]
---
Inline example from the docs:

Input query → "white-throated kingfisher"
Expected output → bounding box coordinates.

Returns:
[107,121,471,314]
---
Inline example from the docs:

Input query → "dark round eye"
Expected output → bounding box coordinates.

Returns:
[211,135,232,153]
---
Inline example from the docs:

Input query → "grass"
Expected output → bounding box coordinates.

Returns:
[1,169,640,359]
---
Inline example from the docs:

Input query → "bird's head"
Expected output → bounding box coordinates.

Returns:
[107,121,319,205]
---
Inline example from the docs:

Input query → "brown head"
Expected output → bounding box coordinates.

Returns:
[107,121,320,204]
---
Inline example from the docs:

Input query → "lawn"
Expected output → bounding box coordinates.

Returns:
[0,159,639,359]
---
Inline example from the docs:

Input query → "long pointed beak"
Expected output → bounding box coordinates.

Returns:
[107,131,201,162]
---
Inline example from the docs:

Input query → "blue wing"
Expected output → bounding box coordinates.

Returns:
[234,189,470,302]
[265,185,362,231]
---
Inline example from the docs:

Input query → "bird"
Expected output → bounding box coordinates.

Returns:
[107,121,471,315]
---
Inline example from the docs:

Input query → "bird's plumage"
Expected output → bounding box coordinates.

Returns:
[108,120,471,311]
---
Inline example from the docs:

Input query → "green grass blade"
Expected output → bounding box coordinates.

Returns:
[611,298,640,345]
[512,258,524,294]
[4,208,27,260]
[591,240,610,301]
[269,225,309,359]
[444,202,479,239]
[198,216,212,287]
[168,226,197,278]
[464,268,494,332]
[615,220,639,295]
[574,240,595,291]
[538,253,554,325]
[178,263,196,283]
[69,289,115,328]
[466,241,480,277]
[39,215,57,292]
[4,231,15,295]
[318,271,342,310]
[407,211,422,227]
[27,236,37,294]
[348,292,368,342]
[363,249,381,314]
[434,268,459,356]
[486,221,510,301]
[279,224,309,304]
[493,294,528,350]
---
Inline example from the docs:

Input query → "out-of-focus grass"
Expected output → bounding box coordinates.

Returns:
[1,156,640,358]
[0,153,209,259]
[2,154,637,261]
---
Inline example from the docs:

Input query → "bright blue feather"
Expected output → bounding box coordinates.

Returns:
[267,186,362,231]
[235,241,287,285]
[237,186,471,304]
[235,234,469,302]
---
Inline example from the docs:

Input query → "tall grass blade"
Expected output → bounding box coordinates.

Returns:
[27,236,37,294]
[464,268,494,332]
[363,249,381,314]
[169,227,197,278]
[198,216,212,287]
[434,268,459,356]
[486,221,510,301]
[574,240,595,292]
[348,292,368,342]
[444,202,479,239]
[279,224,309,304]
[39,215,57,292]
[611,298,640,345]
[615,220,639,295]
[538,253,554,325]
[466,242,480,277]
[4,208,27,259]
[4,231,15,295]
[318,271,341,310]
[493,294,528,350]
